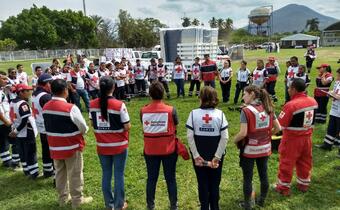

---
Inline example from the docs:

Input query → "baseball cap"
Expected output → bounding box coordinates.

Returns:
[316,64,330,69]
[38,73,53,83]
[15,84,33,93]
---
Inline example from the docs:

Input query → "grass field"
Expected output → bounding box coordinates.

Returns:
[0,47,340,210]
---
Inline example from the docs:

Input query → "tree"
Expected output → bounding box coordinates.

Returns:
[209,17,217,28]
[90,15,105,34]
[305,18,320,32]
[0,38,17,51]
[191,18,200,26]
[217,18,225,30]
[225,18,233,30]
[181,17,191,27]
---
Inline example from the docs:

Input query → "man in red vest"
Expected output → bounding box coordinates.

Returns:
[42,79,92,209]
[275,78,318,196]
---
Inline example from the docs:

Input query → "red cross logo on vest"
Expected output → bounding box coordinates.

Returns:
[144,120,150,126]
[288,69,294,78]
[253,71,260,80]
[202,114,212,124]
[158,68,164,75]
[176,67,182,73]
[92,76,98,83]
[306,111,313,120]
[32,103,39,119]
[259,114,266,121]
[136,68,142,75]
[98,115,106,122]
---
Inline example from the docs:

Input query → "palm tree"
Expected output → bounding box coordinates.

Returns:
[225,18,233,30]
[181,17,191,27]
[90,15,104,34]
[209,17,218,28]
[191,18,200,26]
[217,18,225,30]
[305,18,320,32]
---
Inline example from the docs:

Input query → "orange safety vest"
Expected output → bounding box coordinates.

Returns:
[242,104,273,158]
[141,101,176,155]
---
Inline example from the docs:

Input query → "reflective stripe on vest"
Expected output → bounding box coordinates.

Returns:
[49,144,80,151]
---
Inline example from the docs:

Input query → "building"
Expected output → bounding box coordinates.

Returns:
[322,21,340,46]
[280,33,320,48]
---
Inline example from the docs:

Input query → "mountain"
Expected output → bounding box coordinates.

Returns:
[245,4,338,33]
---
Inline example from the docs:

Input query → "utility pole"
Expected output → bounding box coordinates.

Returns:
[83,0,87,16]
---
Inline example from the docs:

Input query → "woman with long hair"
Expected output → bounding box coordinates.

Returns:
[234,85,280,210]
[89,76,130,210]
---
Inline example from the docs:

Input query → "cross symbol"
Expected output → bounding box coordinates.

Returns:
[260,114,266,121]
[202,114,212,124]
[193,68,199,74]
[306,111,313,120]
[32,103,39,119]
[98,115,106,122]
[144,120,150,126]
[288,69,294,78]
[253,72,260,80]
[92,76,98,83]
[136,68,142,74]
[176,67,182,73]
[158,68,164,75]
[9,107,16,121]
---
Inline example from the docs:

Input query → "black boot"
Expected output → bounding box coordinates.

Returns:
[255,196,265,207]
[239,200,252,210]
[315,143,332,151]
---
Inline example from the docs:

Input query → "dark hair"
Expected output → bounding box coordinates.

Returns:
[195,57,200,60]
[299,65,306,72]
[204,54,210,57]
[7,67,15,74]
[200,86,219,108]
[16,64,23,69]
[0,71,6,76]
[99,76,115,121]
[290,56,298,62]
[158,58,163,61]
[325,65,332,73]
[175,56,181,63]
[257,59,264,68]
[241,60,247,65]
[244,85,274,114]
[290,78,306,92]
[149,81,164,100]
[224,59,231,67]
[114,61,120,66]
[51,79,67,95]
[337,68,340,75]
[35,66,42,71]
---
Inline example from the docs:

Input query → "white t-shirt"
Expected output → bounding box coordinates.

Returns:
[220,67,232,78]
[237,68,251,82]
[67,71,85,89]
[173,64,187,80]
[17,72,28,85]
[115,69,127,87]
[330,81,340,117]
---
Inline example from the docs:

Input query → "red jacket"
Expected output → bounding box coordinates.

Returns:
[278,93,318,141]
[242,104,273,158]
[43,99,85,159]
[141,101,176,155]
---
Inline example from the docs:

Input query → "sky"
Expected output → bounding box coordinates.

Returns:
[0,0,339,28]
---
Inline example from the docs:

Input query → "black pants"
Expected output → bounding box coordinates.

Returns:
[234,82,248,104]
[158,77,170,95]
[129,84,135,94]
[315,96,329,124]
[0,125,19,165]
[220,78,231,102]
[240,156,269,202]
[88,89,98,99]
[266,81,277,100]
[116,86,125,100]
[144,152,178,209]
[40,133,54,175]
[17,129,38,177]
[136,79,146,94]
[189,80,201,96]
[193,157,224,210]
[323,115,340,146]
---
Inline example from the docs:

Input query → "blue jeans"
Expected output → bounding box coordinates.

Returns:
[174,79,185,97]
[98,149,127,209]
[75,89,90,112]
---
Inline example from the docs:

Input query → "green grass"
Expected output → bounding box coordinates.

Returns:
[1,47,340,210]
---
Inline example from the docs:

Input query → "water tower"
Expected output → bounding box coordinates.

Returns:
[248,5,273,36]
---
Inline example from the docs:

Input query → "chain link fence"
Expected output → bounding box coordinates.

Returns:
[0,49,105,62]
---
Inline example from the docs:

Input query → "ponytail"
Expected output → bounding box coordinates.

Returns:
[99,76,115,121]
[244,85,274,114]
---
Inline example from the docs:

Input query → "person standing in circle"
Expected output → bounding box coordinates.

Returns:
[234,85,280,210]
[186,86,229,210]
[141,81,179,210]
[173,57,187,98]
[219,60,232,103]
[90,76,130,210]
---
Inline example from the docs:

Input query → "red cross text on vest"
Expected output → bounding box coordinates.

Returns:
[306,111,313,120]
[288,69,295,78]
[253,71,260,80]
[32,103,39,119]
[202,114,212,124]
[260,114,266,121]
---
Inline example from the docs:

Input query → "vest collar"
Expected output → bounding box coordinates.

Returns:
[52,96,67,102]
[291,92,306,100]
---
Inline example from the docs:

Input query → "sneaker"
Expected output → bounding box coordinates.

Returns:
[2,161,12,168]
[238,200,253,210]
[315,143,332,151]
[272,184,290,196]
[255,196,265,207]
[72,196,93,209]
[297,184,309,193]
[43,171,55,178]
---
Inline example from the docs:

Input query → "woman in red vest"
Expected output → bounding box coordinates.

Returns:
[89,76,130,210]
[234,85,280,210]
[140,81,179,210]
